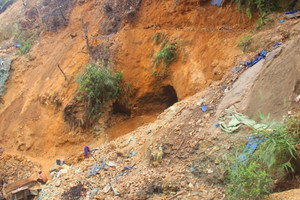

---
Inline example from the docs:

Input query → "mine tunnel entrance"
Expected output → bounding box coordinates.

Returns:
[113,85,178,115]
[161,85,178,107]
[109,85,178,140]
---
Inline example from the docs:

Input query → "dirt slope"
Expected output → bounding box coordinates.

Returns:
[0,0,255,171]
[35,31,300,199]
[0,0,300,199]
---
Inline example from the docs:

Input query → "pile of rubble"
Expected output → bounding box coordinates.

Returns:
[0,150,41,199]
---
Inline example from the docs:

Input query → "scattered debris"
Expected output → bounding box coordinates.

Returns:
[273,41,283,49]
[231,65,245,73]
[218,107,267,133]
[87,157,110,177]
[115,165,134,178]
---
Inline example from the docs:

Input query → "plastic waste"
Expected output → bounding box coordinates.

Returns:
[84,145,90,158]
[88,157,110,177]
[238,136,266,164]
[201,105,208,112]
[273,41,283,48]
[211,0,224,7]
[246,50,266,67]
[285,10,298,15]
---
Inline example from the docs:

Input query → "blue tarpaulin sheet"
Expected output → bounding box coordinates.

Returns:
[246,50,266,67]
[238,136,266,163]
[211,0,224,7]
[285,10,298,15]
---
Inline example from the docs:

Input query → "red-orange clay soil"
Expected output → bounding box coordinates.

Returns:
[0,0,254,172]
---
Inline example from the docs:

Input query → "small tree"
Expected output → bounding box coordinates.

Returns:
[77,64,122,122]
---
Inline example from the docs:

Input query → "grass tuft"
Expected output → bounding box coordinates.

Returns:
[224,114,300,200]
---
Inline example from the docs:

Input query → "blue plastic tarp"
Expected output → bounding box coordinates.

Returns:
[246,50,266,67]
[285,10,298,15]
[238,136,266,163]
[211,0,224,7]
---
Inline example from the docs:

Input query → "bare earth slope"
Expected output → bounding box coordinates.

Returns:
[0,0,254,170]
[1,0,300,199]
[37,33,300,199]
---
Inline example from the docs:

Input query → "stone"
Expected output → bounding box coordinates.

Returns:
[55,180,61,187]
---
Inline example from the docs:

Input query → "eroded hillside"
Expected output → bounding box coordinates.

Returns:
[1,0,300,199]
[0,0,254,169]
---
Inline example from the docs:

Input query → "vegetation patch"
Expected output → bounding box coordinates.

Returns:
[13,24,35,55]
[234,0,276,28]
[151,34,177,79]
[237,34,252,53]
[154,44,176,68]
[224,115,300,200]
[77,63,123,124]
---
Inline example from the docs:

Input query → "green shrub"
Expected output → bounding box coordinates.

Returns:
[152,33,160,44]
[226,161,272,200]
[18,38,33,55]
[234,0,275,27]
[224,115,300,200]
[14,28,35,55]
[154,44,176,68]
[237,34,252,52]
[77,64,123,119]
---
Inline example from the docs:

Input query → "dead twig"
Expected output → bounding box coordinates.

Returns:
[167,191,184,200]
[81,18,91,56]
[55,0,66,21]
[57,64,67,81]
